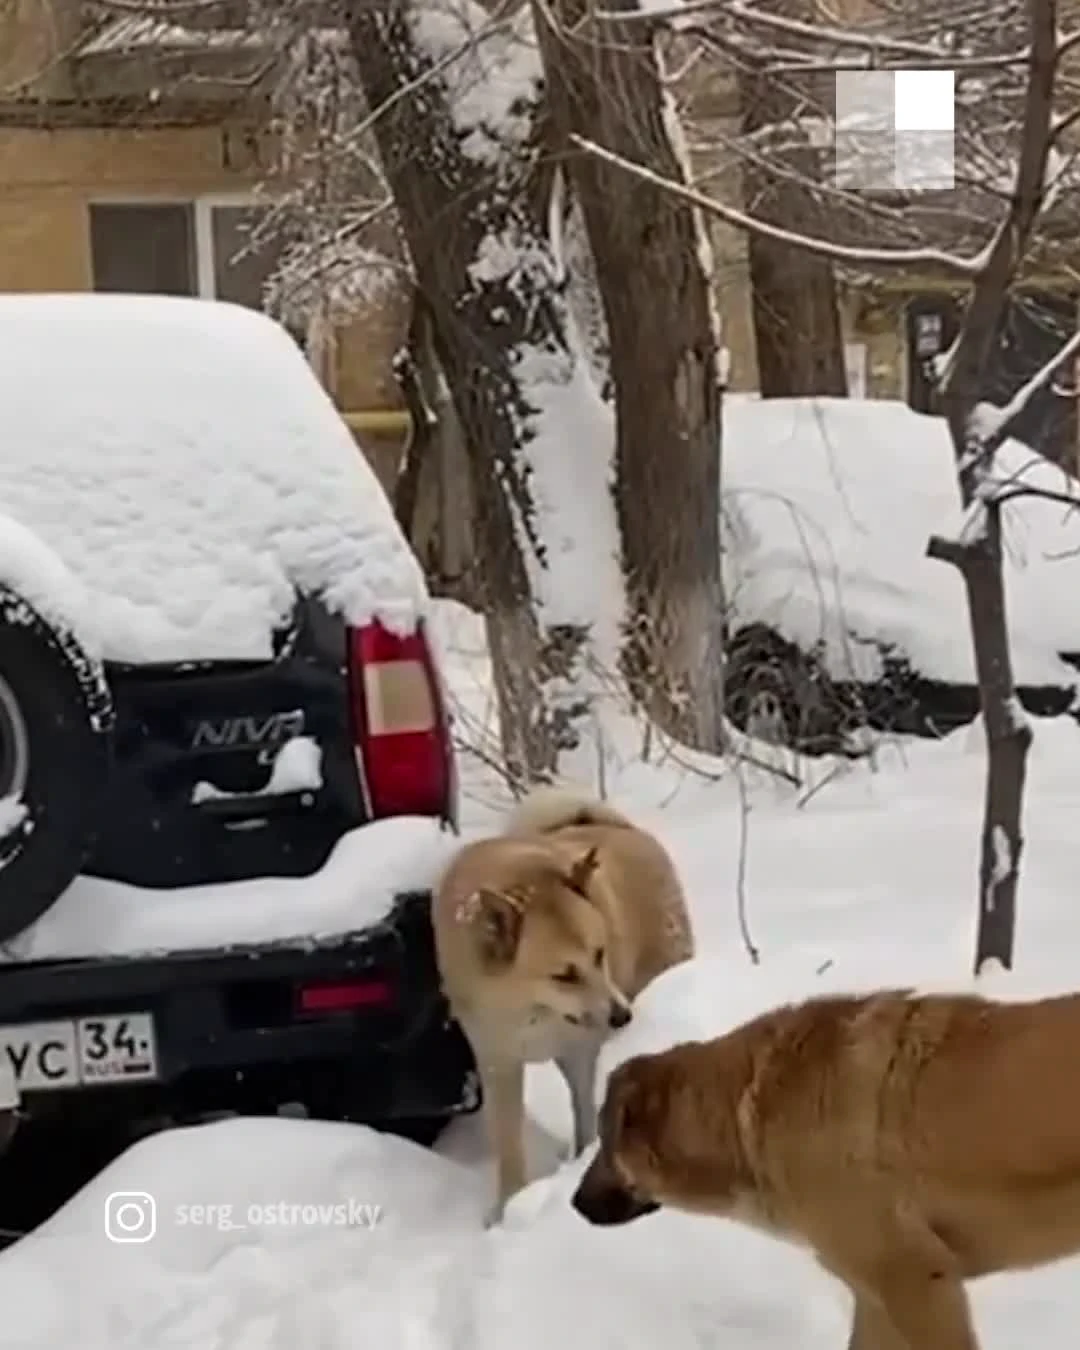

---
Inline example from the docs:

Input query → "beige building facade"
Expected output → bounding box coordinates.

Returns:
[0,0,412,487]
[3,0,1077,475]
[0,123,409,410]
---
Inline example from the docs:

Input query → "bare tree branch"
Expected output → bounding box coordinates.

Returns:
[597,0,933,54]
[991,484,1080,509]
[87,0,239,12]
[595,0,1017,66]
[938,0,1058,433]
[569,133,988,275]
[979,324,1080,455]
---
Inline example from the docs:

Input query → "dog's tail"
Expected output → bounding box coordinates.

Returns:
[502,785,633,837]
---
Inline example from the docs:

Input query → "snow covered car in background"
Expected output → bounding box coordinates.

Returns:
[721,396,1080,752]
[0,295,473,1227]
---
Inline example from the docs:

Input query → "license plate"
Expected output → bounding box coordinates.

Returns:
[0,1013,158,1091]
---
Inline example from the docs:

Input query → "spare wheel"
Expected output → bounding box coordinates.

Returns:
[0,586,114,943]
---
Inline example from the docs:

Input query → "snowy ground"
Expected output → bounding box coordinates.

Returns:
[4,600,1080,1349]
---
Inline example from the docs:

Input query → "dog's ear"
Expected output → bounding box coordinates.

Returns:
[463,887,525,966]
[600,1059,655,1157]
[567,845,600,895]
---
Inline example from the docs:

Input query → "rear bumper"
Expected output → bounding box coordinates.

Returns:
[0,891,478,1125]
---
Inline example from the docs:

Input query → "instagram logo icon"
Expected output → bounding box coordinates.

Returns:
[105,1191,156,1243]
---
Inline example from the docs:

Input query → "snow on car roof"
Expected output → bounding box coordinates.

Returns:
[722,396,1080,687]
[0,293,427,663]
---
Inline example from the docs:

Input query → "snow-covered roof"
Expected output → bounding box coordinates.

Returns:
[0,294,427,664]
[76,16,267,56]
[722,395,1080,687]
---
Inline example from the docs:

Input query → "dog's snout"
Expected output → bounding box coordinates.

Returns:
[609,1002,632,1030]
[572,1175,659,1226]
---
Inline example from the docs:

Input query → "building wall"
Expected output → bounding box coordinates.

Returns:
[0,125,243,290]
[0,80,911,445]
[0,124,409,418]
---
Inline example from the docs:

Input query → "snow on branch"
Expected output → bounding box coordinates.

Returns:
[594,0,1032,72]
[89,0,236,12]
[616,0,1080,271]
[968,325,1080,457]
[608,0,963,59]
[569,134,988,276]
[409,0,542,163]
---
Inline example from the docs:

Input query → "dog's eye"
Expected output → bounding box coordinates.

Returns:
[594,948,604,967]
[553,966,580,984]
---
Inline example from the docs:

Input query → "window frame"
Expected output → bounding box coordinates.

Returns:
[87,191,277,304]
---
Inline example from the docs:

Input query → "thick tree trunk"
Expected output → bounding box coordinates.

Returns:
[559,185,613,402]
[343,0,621,786]
[737,49,847,398]
[533,0,726,749]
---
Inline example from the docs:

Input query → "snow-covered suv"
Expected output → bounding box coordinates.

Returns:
[0,295,474,1190]
[721,395,1080,752]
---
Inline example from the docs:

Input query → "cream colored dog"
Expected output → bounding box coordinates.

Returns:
[433,786,693,1224]
[572,987,1080,1350]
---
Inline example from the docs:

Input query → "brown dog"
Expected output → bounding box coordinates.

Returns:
[572,987,1080,1350]
[433,785,693,1224]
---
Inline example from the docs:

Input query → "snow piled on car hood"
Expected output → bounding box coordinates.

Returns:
[0,294,427,664]
[722,396,1080,687]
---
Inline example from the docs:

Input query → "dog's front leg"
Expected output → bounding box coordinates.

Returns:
[847,1291,911,1350]
[556,1036,602,1157]
[869,1268,978,1350]
[478,1057,526,1227]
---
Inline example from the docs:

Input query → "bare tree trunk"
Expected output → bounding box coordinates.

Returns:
[533,0,726,749]
[927,508,1029,971]
[737,46,847,397]
[392,291,436,544]
[343,0,616,785]
[925,0,1059,973]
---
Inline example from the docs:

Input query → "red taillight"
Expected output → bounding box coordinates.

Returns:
[348,619,451,819]
[296,978,394,1014]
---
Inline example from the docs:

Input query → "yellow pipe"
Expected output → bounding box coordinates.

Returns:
[342,410,412,434]
[868,274,1068,294]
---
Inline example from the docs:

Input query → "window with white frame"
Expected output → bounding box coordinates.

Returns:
[88,198,299,340]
